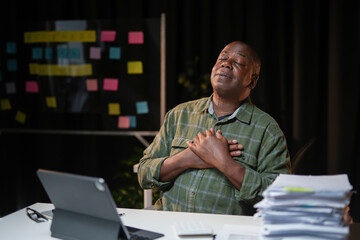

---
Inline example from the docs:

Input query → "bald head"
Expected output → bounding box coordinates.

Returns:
[210,41,262,102]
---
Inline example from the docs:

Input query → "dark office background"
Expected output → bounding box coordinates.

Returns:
[1,0,359,222]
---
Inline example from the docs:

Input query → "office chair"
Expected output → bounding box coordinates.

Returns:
[291,138,316,174]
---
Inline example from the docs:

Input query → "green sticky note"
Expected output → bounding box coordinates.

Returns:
[136,101,149,114]
[57,47,68,59]
[69,48,80,59]
[32,47,43,60]
[6,42,16,54]
[109,47,121,59]
[7,59,17,71]
[128,115,136,128]
[284,187,314,193]
[45,48,53,60]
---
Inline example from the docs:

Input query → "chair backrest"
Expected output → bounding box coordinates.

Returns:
[291,138,316,174]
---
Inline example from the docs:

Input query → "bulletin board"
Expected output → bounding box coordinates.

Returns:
[0,17,164,132]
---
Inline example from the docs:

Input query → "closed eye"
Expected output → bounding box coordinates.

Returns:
[235,62,245,66]
[218,54,228,61]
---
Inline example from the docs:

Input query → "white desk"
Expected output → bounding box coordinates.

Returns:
[0,202,262,240]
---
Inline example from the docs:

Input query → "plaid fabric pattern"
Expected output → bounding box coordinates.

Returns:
[138,96,291,215]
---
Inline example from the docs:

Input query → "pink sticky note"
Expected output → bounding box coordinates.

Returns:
[86,79,98,91]
[100,31,116,42]
[118,116,130,129]
[103,78,118,91]
[89,47,101,59]
[128,31,144,44]
[26,81,39,93]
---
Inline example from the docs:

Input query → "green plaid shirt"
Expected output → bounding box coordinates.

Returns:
[138,96,291,215]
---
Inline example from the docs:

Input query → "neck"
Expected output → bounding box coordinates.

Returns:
[212,96,242,117]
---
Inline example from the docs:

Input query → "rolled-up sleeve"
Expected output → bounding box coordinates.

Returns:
[138,111,174,191]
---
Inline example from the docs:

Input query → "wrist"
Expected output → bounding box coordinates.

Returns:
[181,148,199,168]
[219,157,244,175]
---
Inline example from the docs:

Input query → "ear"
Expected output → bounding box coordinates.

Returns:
[248,73,259,89]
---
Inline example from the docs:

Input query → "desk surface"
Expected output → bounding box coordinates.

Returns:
[2,203,359,240]
[0,202,262,240]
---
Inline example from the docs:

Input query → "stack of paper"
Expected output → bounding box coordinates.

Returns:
[254,174,353,239]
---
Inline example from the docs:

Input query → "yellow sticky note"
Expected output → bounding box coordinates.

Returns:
[15,111,26,124]
[24,30,96,43]
[0,99,12,110]
[108,103,120,115]
[31,64,93,77]
[127,61,143,74]
[29,63,39,75]
[46,97,57,108]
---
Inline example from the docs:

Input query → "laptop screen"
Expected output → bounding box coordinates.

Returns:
[36,168,164,240]
[37,169,121,222]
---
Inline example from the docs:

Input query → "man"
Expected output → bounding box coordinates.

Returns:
[138,41,291,215]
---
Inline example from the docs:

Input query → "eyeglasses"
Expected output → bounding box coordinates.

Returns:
[26,207,49,223]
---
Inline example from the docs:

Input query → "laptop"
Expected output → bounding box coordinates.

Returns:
[36,169,164,240]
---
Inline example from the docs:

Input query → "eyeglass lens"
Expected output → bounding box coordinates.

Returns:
[26,208,48,223]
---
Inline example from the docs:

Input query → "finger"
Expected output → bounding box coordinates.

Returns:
[228,139,238,144]
[205,129,213,136]
[209,128,215,134]
[193,135,200,144]
[197,131,205,137]
[197,131,206,140]
[186,141,195,150]
[229,144,243,151]
[230,150,242,157]
[216,129,225,139]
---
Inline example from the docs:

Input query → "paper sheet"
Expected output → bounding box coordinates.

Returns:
[216,224,261,240]
[269,174,352,192]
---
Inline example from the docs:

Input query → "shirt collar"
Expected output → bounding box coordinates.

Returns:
[207,95,253,124]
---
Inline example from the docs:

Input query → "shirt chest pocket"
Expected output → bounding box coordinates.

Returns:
[170,137,190,156]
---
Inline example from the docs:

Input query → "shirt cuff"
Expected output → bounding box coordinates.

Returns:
[234,166,260,203]
[148,157,173,190]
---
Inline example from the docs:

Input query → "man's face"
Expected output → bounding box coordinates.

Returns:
[210,41,256,101]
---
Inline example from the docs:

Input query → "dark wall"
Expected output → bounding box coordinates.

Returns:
[1,0,359,221]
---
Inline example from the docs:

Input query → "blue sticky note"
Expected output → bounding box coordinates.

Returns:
[136,101,149,114]
[6,42,16,54]
[109,47,121,59]
[69,48,80,59]
[32,48,43,60]
[57,47,68,59]
[7,59,17,71]
[45,48,53,60]
[128,115,137,128]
